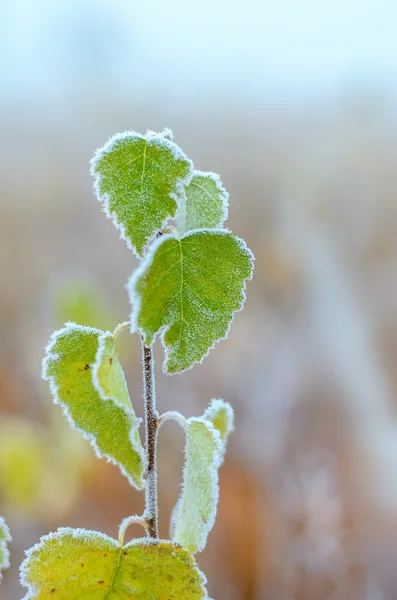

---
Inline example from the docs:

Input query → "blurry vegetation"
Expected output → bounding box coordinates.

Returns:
[1,18,397,592]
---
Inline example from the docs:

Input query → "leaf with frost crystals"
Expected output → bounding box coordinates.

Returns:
[90,129,193,257]
[20,528,208,599]
[203,398,234,461]
[42,323,145,489]
[176,170,229,235]
[0,517,11,582]
[130,229,254,374]
[93,330,133,411]
[172,419,222,553]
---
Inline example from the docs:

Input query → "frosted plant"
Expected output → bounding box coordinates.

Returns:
[21,129,254,599]
[0,516,11,584]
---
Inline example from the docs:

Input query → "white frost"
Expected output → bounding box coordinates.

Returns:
[128,228,255,375]
[0,516,11,581]
[90,129,194,258]
[42,322,145,490]
[20,527,118,600]
[172,417,223,553]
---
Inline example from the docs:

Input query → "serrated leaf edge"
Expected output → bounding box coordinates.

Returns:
[176,169,229,235]
[0,516,11,581]
[20,527,210,600]
[42,322,145,490]
[128,228,255,375]
[90,128,194,258]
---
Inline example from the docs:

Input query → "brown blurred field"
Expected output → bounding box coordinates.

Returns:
[2,4,397,599]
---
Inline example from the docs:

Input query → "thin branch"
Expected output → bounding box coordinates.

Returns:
[142,340,159,538]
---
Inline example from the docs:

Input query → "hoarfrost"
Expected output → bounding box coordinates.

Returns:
[42,323,145,489]
[90,129,193,257]
[172,417,223,553]
[0,516,11,581]
[128,228,254,374]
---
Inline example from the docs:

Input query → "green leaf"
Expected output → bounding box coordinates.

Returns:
[42,323,145,489]
[93,330,133,411]
[0,517,11,582]
[203,399,234,461]
[172,419,222,553]
[130,229,254,374]
[176,170,228,235]
[20,528,208,599]
[91,129,193,257]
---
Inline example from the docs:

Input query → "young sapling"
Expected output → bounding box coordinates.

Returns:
[20,129,254,599]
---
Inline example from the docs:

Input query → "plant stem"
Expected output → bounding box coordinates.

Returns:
[142,340,159,538]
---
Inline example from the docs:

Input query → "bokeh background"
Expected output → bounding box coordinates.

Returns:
[2,1,397,598]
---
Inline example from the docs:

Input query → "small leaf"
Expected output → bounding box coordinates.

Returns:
[176,170,229,235]
[0,517,11,582]
[91,129,193,257]
[42,323,145,489]
[20,528,208,599]
[130,229,254,374]
[93,331,133,411]
[172,419,222,553]
[203,399,234,461]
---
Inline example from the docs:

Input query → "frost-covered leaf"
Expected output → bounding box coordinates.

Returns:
[91,129,193,257]
[21,528,208,599]
[130,229,254,374]
[172,419,222,553]
[0,517,11,582]
[93,331,133,411]
[176,170,228,235]
[203,399,234,461]
[42,324,145,489]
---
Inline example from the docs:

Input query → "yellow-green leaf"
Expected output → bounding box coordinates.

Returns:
[93,331,133,411]
[203,398,234,461]
[42,323,145,489]
[130,229,254,374]
[172,419,222,553]
[176,170,229,235]
[0,517,11,582]
[20,528,208,599]
[91,129,193,257]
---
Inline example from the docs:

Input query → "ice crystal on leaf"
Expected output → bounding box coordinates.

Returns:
[20,527,208,600]
[130,229,254,374]
[176,170,229,235]
[91,129,193,257]
[203,398,234,462]
[42,323,145,489]
[93,330,133,411]
[172,418,223,553]
[0,517,11,582]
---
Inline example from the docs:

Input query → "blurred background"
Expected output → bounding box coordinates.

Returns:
[2,1,397,598]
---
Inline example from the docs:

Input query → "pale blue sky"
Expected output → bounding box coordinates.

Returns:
[1,0,397,104]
